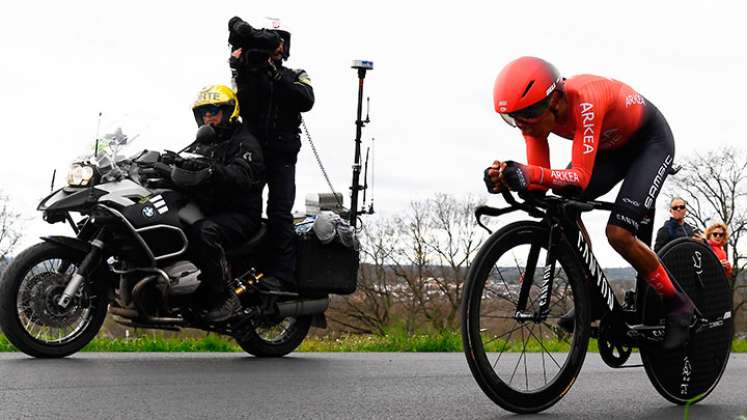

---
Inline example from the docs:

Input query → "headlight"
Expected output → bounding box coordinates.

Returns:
[67,165,95,187]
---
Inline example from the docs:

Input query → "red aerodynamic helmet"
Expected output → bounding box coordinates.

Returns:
[493,56,562,127]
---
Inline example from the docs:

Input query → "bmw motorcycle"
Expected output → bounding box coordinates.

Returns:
[0,122,361,359]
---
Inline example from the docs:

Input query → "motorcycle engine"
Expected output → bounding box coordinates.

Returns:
[163,260,201,295]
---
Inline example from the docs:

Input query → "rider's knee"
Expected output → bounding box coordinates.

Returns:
[606,224,635,251]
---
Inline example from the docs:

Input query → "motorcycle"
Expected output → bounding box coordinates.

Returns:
[0,61,374,359]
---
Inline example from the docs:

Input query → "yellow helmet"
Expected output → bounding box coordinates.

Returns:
[191,84,240,127]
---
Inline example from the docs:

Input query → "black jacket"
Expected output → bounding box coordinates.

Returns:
[654,218,697,253]
[233,63,314,162]
[186,123,265,218]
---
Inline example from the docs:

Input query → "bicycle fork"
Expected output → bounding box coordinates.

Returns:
[515,223,559,323]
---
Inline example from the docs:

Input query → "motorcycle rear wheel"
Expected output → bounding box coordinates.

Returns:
[235,315,312,357]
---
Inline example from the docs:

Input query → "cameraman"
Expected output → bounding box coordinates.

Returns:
[166,84,265,322]
[227,17,314,290]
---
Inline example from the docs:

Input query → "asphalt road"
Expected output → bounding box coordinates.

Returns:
[0,352,744,420]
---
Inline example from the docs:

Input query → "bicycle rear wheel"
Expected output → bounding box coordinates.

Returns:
[461,221,590,413]
[641,238,733,404]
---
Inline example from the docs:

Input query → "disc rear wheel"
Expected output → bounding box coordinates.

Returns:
[641,238,733,404]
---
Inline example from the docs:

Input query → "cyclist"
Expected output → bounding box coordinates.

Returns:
[483,56,693,349]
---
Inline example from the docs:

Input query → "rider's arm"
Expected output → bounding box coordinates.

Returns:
[525,135,551,168]
[275,68,315,112]
[521,89,608,192]
[522,135,551,191]
[211,128,265,191]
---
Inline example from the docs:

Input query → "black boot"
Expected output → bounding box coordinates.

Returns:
[662,291,694,351]
[256,275,288,293]
[204,293,243,323]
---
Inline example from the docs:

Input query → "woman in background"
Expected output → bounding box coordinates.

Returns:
[705,222,732,278]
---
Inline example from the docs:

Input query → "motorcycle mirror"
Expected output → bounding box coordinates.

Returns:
[195,125,217,144]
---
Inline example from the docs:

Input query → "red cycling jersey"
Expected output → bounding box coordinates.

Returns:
[522,74,647,191]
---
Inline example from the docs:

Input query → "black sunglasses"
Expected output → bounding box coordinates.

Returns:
[196,105,223,117]
[509,95,553,120]
[671,205,686,211]
[711,232,724,238]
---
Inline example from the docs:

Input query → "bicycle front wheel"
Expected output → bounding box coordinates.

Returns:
[461,221,590,414]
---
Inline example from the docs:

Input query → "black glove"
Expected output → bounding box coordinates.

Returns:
[266,61,281,80]
[179,158,211,172]
[160,150,183,166]
[503,161,530,192]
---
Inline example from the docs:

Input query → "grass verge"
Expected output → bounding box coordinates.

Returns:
[1,332,745,353]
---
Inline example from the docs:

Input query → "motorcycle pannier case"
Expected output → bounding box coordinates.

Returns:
[294,233,359,295]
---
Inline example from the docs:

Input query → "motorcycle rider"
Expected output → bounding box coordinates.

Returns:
[484,57,693,350]
[226,16,315,290]
[166,84,265,322]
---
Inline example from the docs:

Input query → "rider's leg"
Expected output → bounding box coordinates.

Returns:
[263,152,298,287]
[189,213,260,321]
[606,225,676,296]
[606,225,693,349]
[605,102,692,349]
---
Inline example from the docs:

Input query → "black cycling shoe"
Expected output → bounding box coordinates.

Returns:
[558,309,575,333]
[662,292,694,351]
[204,293,243,323]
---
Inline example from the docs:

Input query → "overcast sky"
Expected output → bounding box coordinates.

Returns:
[1,1,745,266]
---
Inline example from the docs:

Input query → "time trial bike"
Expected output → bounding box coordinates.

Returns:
[461,190,733,413]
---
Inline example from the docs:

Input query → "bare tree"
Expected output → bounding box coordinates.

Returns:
[330,194,487,334]
[666,146,747,314]
[0,191,23,262]
[421,193,485,329]
[328,218,400,335]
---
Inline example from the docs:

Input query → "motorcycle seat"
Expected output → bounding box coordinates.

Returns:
[226,223,268,257]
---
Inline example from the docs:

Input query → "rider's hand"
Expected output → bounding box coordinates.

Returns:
[266,60,281,80]
[502,161,530,192]
[160,150,182,166]
[229,48,243,71]
[179,158,211,172]
[483,160,504,194]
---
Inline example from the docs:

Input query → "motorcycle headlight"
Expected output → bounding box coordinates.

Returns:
[67,165,95,187]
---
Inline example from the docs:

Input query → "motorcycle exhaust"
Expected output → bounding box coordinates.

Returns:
[275,298,329,318]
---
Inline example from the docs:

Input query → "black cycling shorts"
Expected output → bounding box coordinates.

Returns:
[577,101,675,234]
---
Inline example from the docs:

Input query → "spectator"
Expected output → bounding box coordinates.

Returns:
[705,222,733,277]
[654,197,699,252]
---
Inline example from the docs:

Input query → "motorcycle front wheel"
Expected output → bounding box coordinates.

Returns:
[0,242,109,358]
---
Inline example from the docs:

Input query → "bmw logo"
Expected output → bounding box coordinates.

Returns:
[142,206,156,218]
